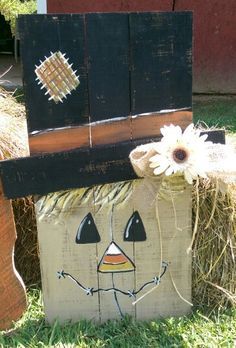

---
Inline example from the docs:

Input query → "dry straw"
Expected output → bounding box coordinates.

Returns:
[0,87,235,306]
[192,179,236,308]
[0,87,39,286]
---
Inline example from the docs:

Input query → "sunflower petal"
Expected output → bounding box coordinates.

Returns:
[199,134,208,142]
[149,154,164,163]
[154,164,169,175]
[183,123,194,137]
[165,166,174,176]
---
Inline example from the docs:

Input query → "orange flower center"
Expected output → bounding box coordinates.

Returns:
[172,148,188,163]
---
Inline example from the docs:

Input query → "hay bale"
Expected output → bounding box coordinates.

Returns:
[0,89,28,158]
[192,180,236,308]
[0,88,40,287]
[12,197,40,287]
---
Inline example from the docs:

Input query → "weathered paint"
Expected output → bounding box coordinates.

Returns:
[175,0,236,93]
[46,0,236,93]
[46,0,173,13]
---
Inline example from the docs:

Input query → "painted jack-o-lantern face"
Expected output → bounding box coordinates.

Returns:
[58,210,168,317]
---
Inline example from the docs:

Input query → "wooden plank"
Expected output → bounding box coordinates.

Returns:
[18,14,89,133]
[0,182,27,330]
[47,0,173,13]
[36,192,100,322]
[130,12,192,114]
[36,177,192,321]
[86,13,130,122]
[0,130,225,199]
[132,179,192,319]
[94,186,136,320]
[132,110,192,140]
[29,125,90,155]
[28,110,191,154]
[0,144,135,199]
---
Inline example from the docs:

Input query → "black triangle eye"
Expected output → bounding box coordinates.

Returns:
[76,213,101,244]
[124,211,146,242]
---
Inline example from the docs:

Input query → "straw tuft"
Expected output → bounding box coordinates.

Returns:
[0,88,39,286]
[192,179,236,308]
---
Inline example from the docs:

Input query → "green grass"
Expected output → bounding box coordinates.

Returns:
[0,289,235,348]
[193,95,236,131]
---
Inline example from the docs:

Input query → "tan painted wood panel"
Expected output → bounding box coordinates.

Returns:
[94,187,135,321]
[36,193,100,323]
[154,184,192,317]
[36,178,192,322]
[132,179,192,319]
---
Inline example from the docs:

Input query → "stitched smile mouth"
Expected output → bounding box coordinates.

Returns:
[57,261,169,299]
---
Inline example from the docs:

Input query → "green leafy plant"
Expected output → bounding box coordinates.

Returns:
[0,0,36,35]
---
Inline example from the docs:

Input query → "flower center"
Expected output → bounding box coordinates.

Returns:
[172,148,188,163]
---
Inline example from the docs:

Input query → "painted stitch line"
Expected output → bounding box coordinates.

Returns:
[57,262,168,298]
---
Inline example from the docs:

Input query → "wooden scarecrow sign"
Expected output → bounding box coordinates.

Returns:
[0,12,198,323]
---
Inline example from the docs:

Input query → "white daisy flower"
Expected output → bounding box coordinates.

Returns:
[149,123,212,184]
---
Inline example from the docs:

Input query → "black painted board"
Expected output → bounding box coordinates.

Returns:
[0,130,224,199]
[201,130,225,144]
[86,13,130,122]
[0,143,136,199]
[130,12,192,114]
[18,14,89,133]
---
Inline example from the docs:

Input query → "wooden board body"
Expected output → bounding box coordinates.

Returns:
[0,183,27,330]
[36,178,192,322]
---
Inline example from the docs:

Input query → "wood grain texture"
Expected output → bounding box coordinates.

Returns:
[29,110,191,154]
[0,130,224,199]
[95,191,135,321]
[36,194,100,323]
[0,143,135,199]
[18,14,89,133]
[36,177,192,322]
[0,182,27,330]
[29,125,90,155]
[18,13,192,133]
[131,110,192,140]
[87,13,130,122]
[130,12,192,115]
[132,179,192,319]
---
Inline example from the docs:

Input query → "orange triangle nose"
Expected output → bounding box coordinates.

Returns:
[98,242,135,273]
